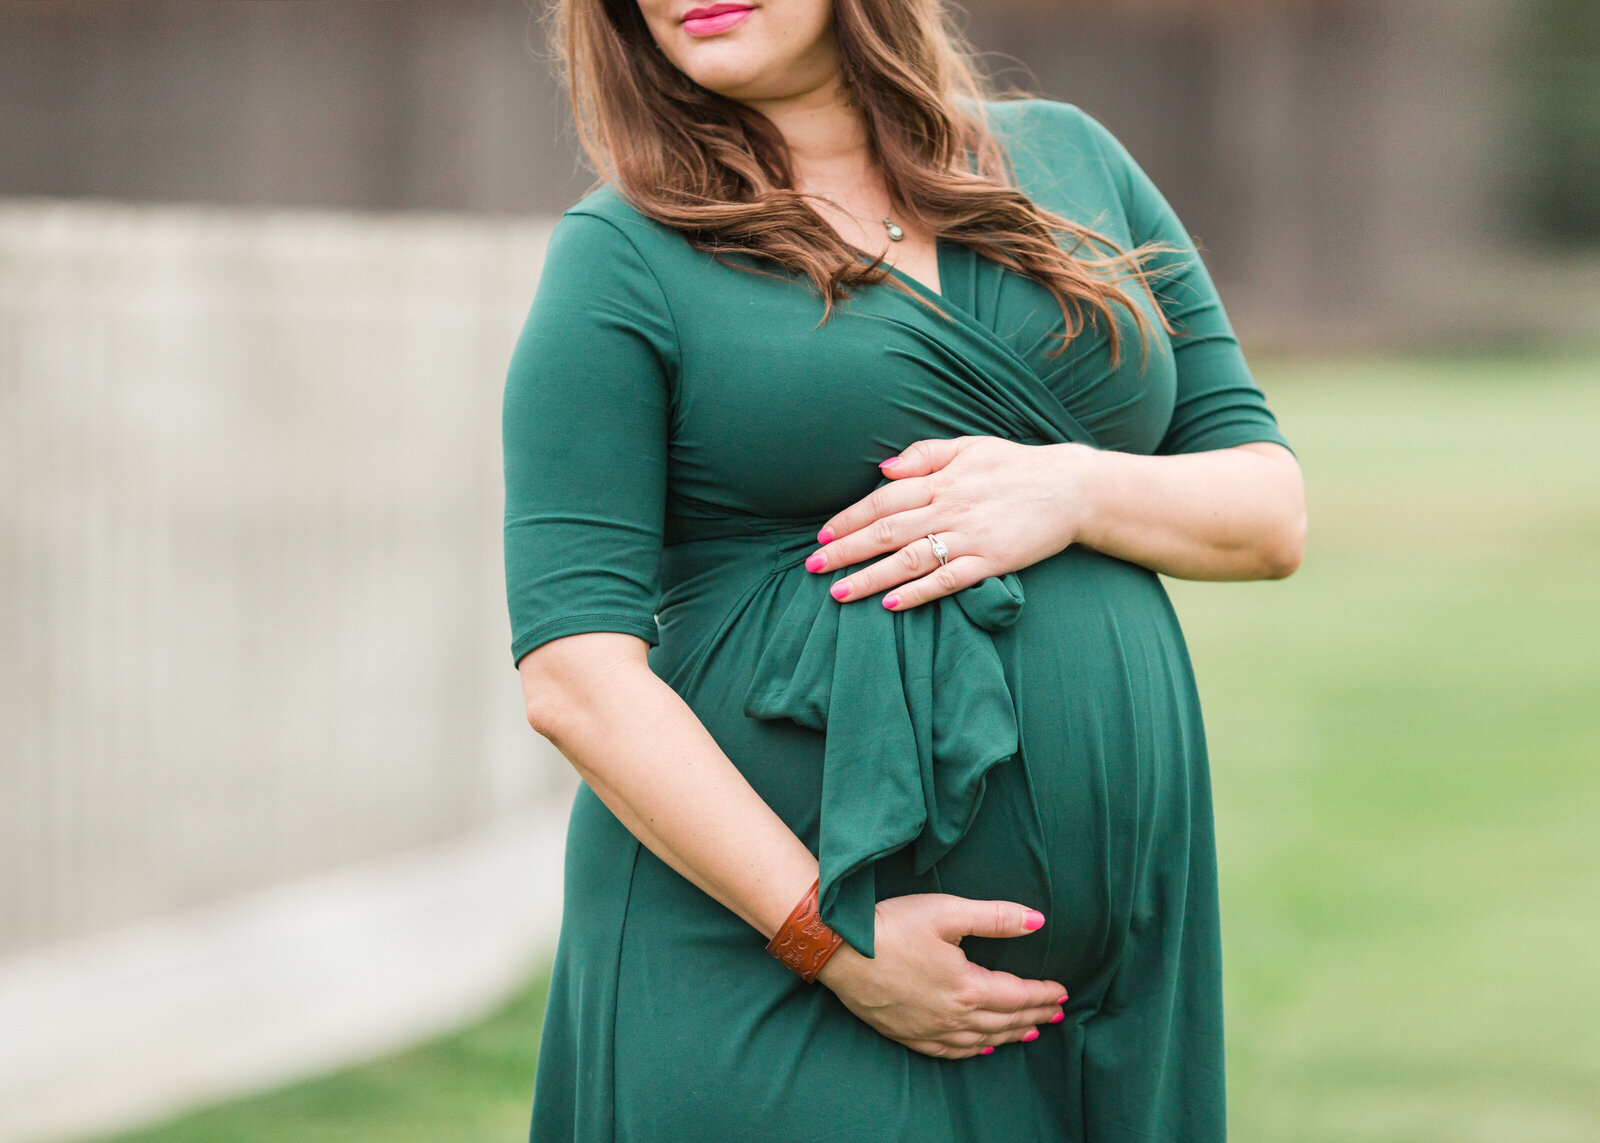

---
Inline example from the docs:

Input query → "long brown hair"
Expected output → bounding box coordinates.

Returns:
[547,0,1174,363]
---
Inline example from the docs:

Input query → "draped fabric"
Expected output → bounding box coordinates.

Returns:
[744,536,1028,954]
[737,278,1113,953]
[505,99,1291,1143]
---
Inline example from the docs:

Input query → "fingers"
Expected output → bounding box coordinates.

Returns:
[930,897,1049,942]
[879,437,969,480]
[836,891,1068,1063]
[811,436,974,563]
[811,480,934,562]
[968,965,1070,1014]
[810,504,991,610]
[812,502,945,585]
[901,1039,987,1060]
[900,1012,1066,1060]
[826,539,984,607]
[808,438,982,593]
[959,1003,1068,1036]
[878,554,988,611]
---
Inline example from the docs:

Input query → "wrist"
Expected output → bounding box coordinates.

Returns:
[750,860,827,940]
[1056,441,1109,551]
[764,876,845,983]
[813,941,866,990]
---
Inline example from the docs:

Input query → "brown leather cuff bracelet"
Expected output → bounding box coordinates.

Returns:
[765,877,844,983]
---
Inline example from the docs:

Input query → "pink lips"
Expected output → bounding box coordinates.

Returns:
[682,3,754,36]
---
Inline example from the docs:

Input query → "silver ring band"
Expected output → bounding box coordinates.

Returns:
[926,533,949,567]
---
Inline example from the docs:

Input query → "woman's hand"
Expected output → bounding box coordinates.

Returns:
[814,893,1068,1059]
[805,436,1305,602]
[807,437,1090,610]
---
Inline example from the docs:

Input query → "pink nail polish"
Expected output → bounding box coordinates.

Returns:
[879,457,900,469]
[882,594,900,609]
[1022,1029,1040,1043]
[817,526,835,544]
[1022,910,1045,931]
[1056,995,1069,1005]
[830,581,851,601]
[1050,1011,1065,1024]
[805,553,826,573]
[979,1046,994,1055]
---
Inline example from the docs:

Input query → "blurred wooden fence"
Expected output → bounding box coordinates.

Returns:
[0,199,560,957]
[7,0,1583,347]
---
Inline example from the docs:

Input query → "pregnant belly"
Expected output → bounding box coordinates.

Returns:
[950,548,1208,987]
[651,543,1209,989]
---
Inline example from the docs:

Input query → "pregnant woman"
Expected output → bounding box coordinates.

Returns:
[503,1,1305,1139]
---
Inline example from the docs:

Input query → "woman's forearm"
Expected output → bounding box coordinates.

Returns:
[1076,441,1305,581]
[520,630,1070,1057]
[802,435,1304,611]
[519,632,820,940]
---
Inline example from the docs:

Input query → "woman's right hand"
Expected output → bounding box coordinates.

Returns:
[814,893,1068,1059]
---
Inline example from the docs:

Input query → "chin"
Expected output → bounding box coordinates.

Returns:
[660,30,834,102]
[677,54,769,97]
[694,61,837,104]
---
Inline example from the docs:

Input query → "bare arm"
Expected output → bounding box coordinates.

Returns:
[1077,440,1304,581]
[520,631,1070,1059]
[806,437,1305,610]
[521,632,819,939]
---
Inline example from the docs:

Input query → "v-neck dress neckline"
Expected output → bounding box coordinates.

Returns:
[860,234,953,307]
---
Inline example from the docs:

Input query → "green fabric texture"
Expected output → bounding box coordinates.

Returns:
[744,540,1028,956]
[503,99,1290,1142]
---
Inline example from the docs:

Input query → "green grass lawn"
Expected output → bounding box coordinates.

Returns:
[96,354,1600,1143]
[1170,353,1600,1143]
[96,974,551,1143]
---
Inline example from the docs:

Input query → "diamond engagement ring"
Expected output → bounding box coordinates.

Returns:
[926,534,949,566]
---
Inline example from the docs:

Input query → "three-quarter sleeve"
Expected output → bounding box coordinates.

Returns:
[1074,108,1293,458]
[502,210,678,667]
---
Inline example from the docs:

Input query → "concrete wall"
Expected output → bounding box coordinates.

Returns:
[0,197,584,1141]
[0,198,560,956]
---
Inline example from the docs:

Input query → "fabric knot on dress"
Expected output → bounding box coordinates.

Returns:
[743,558,1025,956]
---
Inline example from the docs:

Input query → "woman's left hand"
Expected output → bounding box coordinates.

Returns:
[806,437,1097,610]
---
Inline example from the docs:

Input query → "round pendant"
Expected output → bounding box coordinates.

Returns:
[884,220,905,242]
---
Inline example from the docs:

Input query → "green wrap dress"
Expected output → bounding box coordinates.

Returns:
[503,99,1291,1142]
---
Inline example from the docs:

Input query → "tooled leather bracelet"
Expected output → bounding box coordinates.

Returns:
[765,877,844,983]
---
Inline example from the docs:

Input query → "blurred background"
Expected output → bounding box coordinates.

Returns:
[1,1,1595,1141]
